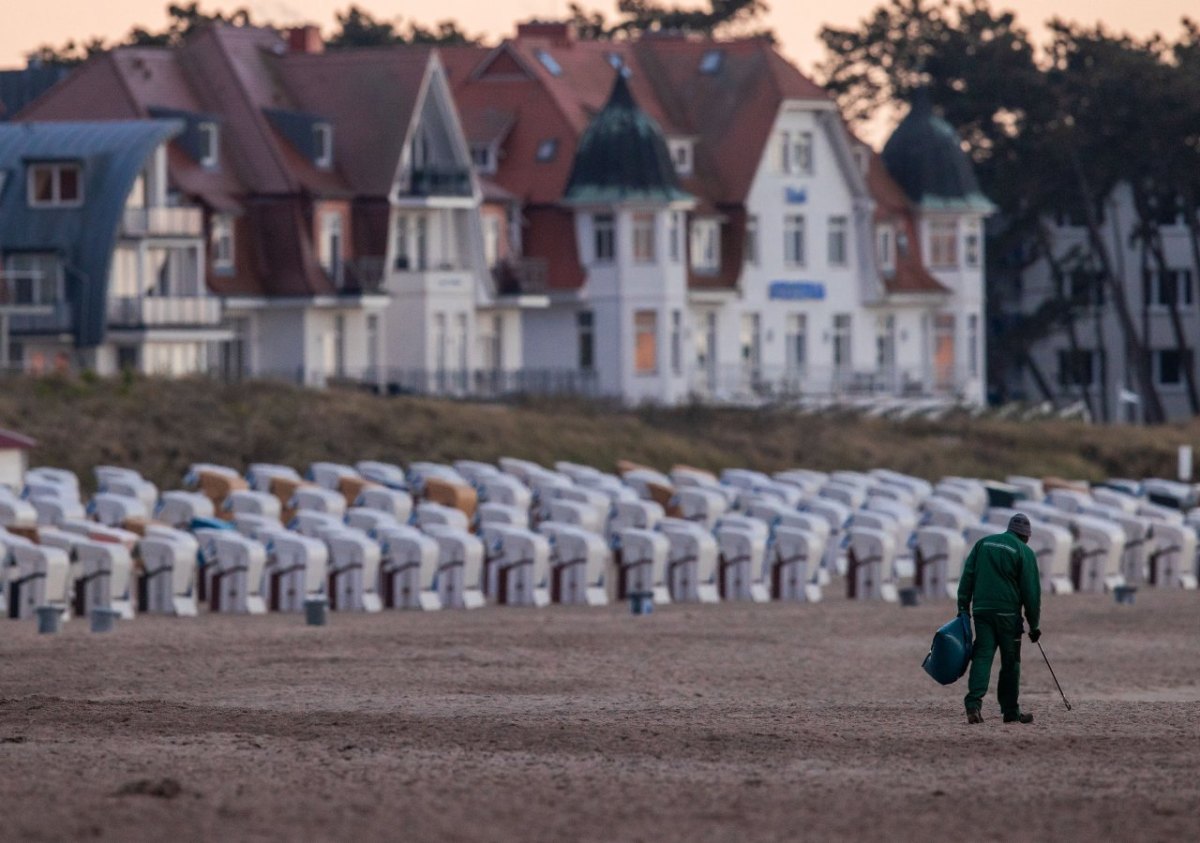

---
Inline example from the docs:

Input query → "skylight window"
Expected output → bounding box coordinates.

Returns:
[313,122,333,169]
[699,49,723,74]
[606,53,631,77]
[197,121,219,168]
[535,49,563,77]
[536,139,558,162]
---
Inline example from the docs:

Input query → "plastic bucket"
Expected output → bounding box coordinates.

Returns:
[629,592,654,616]
[1114,585,1137,605]
[36,606,62,635]
[89,607,121,633]
[304,597,328,626]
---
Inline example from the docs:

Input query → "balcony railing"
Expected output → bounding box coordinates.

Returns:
[340,258,386,295]
[107,296,222,328]
[409,167,473,198]
[120,206,204,238]
[230,366,601,398]
[6,302,74,334]
[689,364,975,404]
[492,258,549,295]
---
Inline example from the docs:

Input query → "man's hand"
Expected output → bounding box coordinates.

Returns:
[1028,628,1041,643]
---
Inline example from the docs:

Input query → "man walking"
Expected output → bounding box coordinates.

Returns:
[957,513,1041,724]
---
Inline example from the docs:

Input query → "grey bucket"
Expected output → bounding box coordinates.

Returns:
[89,607,121,633]
[1114,585,1137,605]
[36,606,63,634]
[304,597,328,626]
[629,592,654,616]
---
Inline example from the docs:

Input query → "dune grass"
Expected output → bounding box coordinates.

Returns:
[0,374,1196,491]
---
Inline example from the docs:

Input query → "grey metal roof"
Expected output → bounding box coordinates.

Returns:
[0,120,182,346]
[563,74,691,206]
[881,90,995,214]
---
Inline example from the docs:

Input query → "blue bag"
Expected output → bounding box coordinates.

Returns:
[922,612,974,685]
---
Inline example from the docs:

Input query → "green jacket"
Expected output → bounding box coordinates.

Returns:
[957,529,1041,632]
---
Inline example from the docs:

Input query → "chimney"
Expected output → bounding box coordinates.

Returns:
[286,25,324,54]
[515,20,574,46]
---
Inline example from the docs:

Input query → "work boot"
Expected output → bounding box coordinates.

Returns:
[1003,712,1034,724]
[966,709,984,724]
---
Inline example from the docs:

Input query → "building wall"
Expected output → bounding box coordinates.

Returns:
[0,449,26,492]
[1015,183,1200,421]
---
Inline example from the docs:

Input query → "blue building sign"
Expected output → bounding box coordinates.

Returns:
[769,281,826,301]
[784,187,807,204]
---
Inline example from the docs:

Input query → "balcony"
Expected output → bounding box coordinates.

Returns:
[409,167,473,198]
[107,296,222,328]
[492,258,548,295]
[6,302,74,334]
[339,258,386,295]
[688,364,973,405]
[120,207,204,238]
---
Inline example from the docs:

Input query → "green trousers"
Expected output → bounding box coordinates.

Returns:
[964,612,1023,717]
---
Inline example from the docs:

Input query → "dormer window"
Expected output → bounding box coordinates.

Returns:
[313,123,333,169]
[28,162,82,208]
[536,139,558,162]
[471,143,498,175]
[198,122,219,168]
[669,139,693,176]
[877,225,895,272]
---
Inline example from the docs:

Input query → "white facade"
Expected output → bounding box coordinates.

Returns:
[382,59,539,395]
[1012,183,1200,422]
[518,100,986,407]
[6,142,231,377]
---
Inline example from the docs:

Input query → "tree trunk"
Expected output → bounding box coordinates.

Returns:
[1131,185,1200,415]
[1067,150,1165,422]
[1036,225,1097,420]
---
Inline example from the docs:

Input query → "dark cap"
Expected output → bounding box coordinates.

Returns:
[1008,513,1032,540]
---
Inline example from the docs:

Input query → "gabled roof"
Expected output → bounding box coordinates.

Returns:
[0,66,70,121]
[444,33,832,290]
[19,25,442,299]
[0,120,182,345]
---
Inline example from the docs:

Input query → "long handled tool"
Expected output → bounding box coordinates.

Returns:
[1037,641,1072,711]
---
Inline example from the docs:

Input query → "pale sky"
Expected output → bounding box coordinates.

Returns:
[2,0,1195,141]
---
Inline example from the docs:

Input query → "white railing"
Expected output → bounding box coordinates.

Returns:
[120,207,204,237]
[107,296,221,327]
[689,364,974,403]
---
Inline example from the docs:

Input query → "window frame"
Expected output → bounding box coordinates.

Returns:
[632,212,656,264]
[211,214,235,274]
[928,219,959,269]
[313,123,333,170]
[197,122,219,168]
[827,215,848,267]
[593,213,616,264]
[744,215,759,266]
[27,161,84,208]
[577,310,595,371]
[690,218,721,275]
[784,214,806,268]
[634,309,658,375]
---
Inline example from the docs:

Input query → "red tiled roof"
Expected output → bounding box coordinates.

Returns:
[19,24,437,300]
[0,429,36,450]
[866,151,950,296]
[445,34,834,291]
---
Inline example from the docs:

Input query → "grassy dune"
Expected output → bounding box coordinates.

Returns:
[0,374,1196,491]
